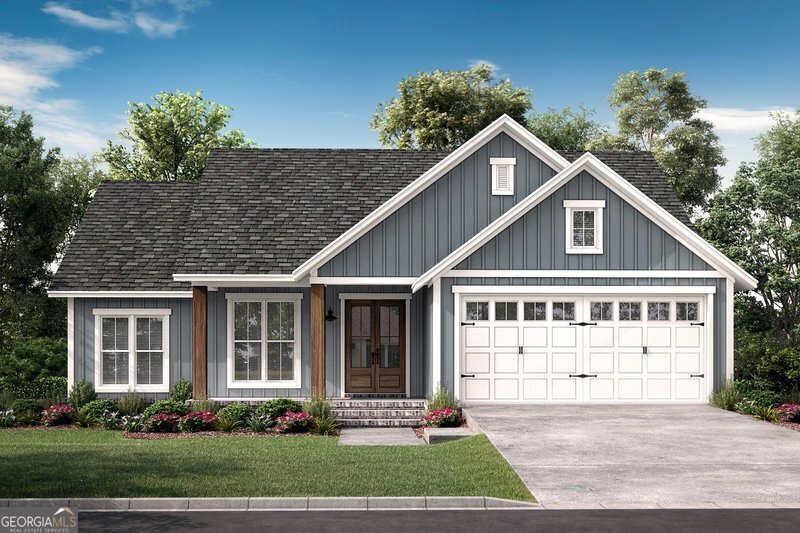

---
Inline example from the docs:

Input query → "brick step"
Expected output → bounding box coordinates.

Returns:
[332,409,424,419]
[337,418,420,428]
[330,400,426,409]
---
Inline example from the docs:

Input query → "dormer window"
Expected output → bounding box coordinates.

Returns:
[490,158,516,195]
[564,200,605,254]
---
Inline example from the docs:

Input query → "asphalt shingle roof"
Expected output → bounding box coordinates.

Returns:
[51,148,691,291]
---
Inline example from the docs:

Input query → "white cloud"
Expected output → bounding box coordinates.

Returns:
[326,111,354,119]
[42,2,128,32]
[697,106,794,133]
[468,58,499,73]
[133,12,185,37]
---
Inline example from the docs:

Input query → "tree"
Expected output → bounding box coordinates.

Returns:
[100,90,256,181]
[756,108,800,162]
[526,106,607,150]
[591,68,725,209]
[371,64,532,150]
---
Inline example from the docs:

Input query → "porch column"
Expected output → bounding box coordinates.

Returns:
[192,286,208,400]
[310,284,326,396]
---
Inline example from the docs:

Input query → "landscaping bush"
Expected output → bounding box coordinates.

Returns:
[10,399,44,414]
[169,379,193,403]
[217,403,253,424]
[776,404,800,423]
[144,414,180,433]
[313,416,340,436]
[68,380,96,408]
[710,381,741,411]
[756,346,800,396]
[750,404,781,422]
[274,411,314,433]
[74,410,95,428]
[16,410,40,426]
[427,387,460,411]
[217,415,241,433]
[117,392,145,416]
[142,400,189,419]
[190,399,216,413]
[0,376,69,405]
[0,410,15,427]
[255,399,303,427]
[420,408,464,428]
[79,400,117,421]
[735,379,784,407]
[98,410,121,430]
[0,337,67,382]
[120,415,144,433]
[178,411,218,432]
[304,392,331,419]
[247,414,271,432]
[41,404,77,426]
[0,389,13,410]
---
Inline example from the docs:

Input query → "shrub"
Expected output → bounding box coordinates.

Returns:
[255,399,303,427]
[217,403,253,424]
[73,410,95,428]
[41,404,77,426]
[178,411,218,432]
[420,408,464,428]
[304,392,331,419]
[144,413,180,433]
[735,379,783,407]
[751,404,781,422]
[0,410,15,427]
[710,381,741,411]
[142,400,189,419]
[247,414,271,432]
[68,380,96,408]
[0,389,13,410]
[217,415,241,433]
[79,400,117,421]
[274,411,314,433]
[776,404,800,423]
[121,415,144,433]
[117,392,145,416]
[169,379,193,403]
[190,399,216,413]
[427,387,460,411]
[0,337,67,382]
[756,346,800,396]
[0,377,68,404]
[10,399,43,414]
[98,410,121,430]
[16,410,40,426]
[313,416,340,436]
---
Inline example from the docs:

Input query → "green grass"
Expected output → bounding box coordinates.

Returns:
[0,430,532,501]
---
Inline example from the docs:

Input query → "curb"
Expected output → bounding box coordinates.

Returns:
[0,497,539,512]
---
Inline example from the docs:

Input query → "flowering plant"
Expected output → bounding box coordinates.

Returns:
[274,411,315,433]
[420,408,464,428]
[41,404,77,426]
[776,404,800,423]
[144,413,181,433]
[178,411,219,432]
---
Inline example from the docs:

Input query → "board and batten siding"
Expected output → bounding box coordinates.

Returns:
[72,297,192,400]
[437,277,728,393]
[317,132,557,277]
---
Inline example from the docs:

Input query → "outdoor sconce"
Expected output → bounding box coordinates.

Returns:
[325,308,338,321]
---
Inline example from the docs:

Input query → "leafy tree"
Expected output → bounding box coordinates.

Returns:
[756,108,800,162]
[371,65,531,150]
[100,90,256,181]
[0,337,67,381]
[526,106,607,150]
[591,68,725,209]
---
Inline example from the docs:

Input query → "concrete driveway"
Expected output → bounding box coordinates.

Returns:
[466,404,800,506]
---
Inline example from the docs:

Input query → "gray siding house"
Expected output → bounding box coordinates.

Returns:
[50,115,756,404]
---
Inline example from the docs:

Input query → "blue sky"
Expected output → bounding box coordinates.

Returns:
[2,0,798,179]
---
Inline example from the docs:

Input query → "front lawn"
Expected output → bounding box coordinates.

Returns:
[0,430,532,501]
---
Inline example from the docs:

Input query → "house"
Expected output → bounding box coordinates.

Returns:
[49,115,756,405]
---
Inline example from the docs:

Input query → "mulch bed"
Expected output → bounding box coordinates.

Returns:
[771,420,800,433]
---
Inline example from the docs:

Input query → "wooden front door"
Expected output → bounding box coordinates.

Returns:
[345,300,405,394]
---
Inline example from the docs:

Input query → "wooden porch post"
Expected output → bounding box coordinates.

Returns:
[310,284,326,396]
[192,286,208,400]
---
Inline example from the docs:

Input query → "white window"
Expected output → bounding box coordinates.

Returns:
[227,293,303,389]
[564,200,605,254]
[490,158,516,195]
[94,309,170,392]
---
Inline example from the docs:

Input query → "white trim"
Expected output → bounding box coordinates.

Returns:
[94,311,170,393]
[405,302,411,398]
[443,270,728,279]
[49,291,193,298]
[563,199,606,208]
[226,294,303,390]
[338,293,412,301]
[311,277,417,286]
[707,291,715,399]
[291,115,570,279]
[67,298,74,390]
[726,278,734,382]
[564,200,604,255]
[209,397,308,402]
[431,279,442,390]
[173,274,296,283]
[491,158,515,196]
[489,157,517,165]
[339,298,346,396]
[451,285,717,295]
[413,153,757,292]
[452,290,461,400]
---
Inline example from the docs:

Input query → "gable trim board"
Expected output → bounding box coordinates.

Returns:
[289,115,571,281]
[49,291,194,298]
[444,270,729,279]
[413,153,757,292]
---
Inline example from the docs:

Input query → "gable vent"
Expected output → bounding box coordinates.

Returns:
[490,158,516,196]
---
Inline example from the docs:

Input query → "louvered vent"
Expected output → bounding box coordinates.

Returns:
[496,165,509,190]
[490,158,516,195]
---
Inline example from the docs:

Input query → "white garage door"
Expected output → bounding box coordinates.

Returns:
[460,295,708,403]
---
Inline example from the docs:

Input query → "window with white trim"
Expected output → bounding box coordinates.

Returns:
[227,294,303,388]
[94,309,170,392]
[564,200,605,254]
[490,158,516,195]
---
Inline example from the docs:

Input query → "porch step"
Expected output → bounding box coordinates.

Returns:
[335,418,421,428]
[331,408,425,420]
[331,398,426,428]
[331,399,426,409]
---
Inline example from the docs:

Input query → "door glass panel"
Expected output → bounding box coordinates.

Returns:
[350,305,371,368]
[466,302,489,321]
[552,302,575,321]
[648,302,670,321]
[590,302,613,321]
[619,302,642,321]
[524,302,547,321]
[495,302,518,321]
[379,304,401,368]
[676,302,698,321]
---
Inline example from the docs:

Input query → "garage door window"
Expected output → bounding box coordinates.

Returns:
[552,302,575,320]
[590,302,613,321]
[648,302,670,321]
[495,302,518,321]
[523,302,547,321]
[619,302,642,321]
[466,302,489,321]
[676,302,698,321]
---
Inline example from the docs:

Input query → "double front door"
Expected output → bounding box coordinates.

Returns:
[345,300,405,394]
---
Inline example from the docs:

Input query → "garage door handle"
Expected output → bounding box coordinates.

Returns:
[569,322,597,327]
[461,321,475,326]
[461,373,475,378]
[690,322,704,326]
[569,373,597,379]
[690,374,705,378]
